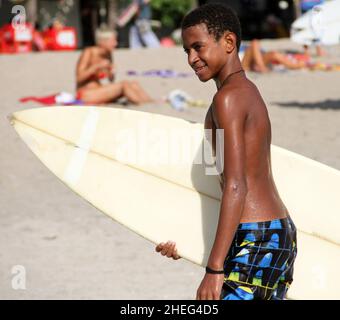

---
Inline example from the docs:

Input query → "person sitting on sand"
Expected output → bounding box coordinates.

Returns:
[76,28,152,104]
[240,39,311,73]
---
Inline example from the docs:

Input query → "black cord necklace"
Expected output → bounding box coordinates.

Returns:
[220,68,244,87]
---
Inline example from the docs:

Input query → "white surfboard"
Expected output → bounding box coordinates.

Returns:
[291,0,340,46]
[9,106,340,300]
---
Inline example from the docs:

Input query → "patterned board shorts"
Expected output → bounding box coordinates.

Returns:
[220,216,297,300]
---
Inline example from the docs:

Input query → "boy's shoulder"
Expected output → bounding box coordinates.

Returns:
[213,79,257,106]
[213,78,257,113]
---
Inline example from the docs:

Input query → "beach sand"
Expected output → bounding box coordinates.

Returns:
[0,39,340,299]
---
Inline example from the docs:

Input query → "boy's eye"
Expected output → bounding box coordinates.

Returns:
[194,44,202,51]
[184,48,189,55]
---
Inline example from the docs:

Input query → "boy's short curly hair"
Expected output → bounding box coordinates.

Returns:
[181,3,242,51]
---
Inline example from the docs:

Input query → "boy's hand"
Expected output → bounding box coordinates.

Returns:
[155,241,181,260]
[196,273,224,300]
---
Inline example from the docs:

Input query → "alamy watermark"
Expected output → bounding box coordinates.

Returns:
[11,5,26,31]
[111,123,224,176]
[11,265,26,290]
[311,265,326,290]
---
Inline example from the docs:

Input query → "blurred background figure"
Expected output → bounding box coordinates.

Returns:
[300,0,324,14]
[129,0,160,49]
[0,0,307,51]
[76,27,152,104]
[241,39,310,72]
[300,0,326,56]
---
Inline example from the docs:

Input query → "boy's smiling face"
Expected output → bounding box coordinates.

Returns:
[182,23,227,82]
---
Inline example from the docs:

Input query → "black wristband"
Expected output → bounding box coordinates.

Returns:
[205,266,224,274]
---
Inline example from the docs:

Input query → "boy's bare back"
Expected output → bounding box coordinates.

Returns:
[206,75,288,223]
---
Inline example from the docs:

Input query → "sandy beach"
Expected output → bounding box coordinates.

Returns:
[1,39,340,299]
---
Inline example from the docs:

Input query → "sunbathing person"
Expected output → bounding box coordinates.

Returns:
[76,28,152,104]
[241,39,310,73]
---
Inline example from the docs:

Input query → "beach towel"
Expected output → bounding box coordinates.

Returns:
[20,92,84,106]
[126,69,193,78]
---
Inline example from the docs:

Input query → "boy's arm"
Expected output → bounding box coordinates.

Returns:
[154,91,248,273]
[206,90,248,271]
[196,89,248,300]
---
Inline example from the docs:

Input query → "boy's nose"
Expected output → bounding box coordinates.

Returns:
[188,51,199,67]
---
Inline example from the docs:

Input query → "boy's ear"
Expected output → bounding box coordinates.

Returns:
[223,32,237,53]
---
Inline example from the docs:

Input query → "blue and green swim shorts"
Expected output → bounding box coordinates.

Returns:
[220,216,297,300]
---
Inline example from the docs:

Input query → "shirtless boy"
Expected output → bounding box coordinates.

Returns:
[76,28,152,104]
[156,4,297,300]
